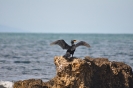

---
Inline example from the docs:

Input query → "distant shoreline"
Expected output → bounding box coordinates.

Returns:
[0,32,133,35]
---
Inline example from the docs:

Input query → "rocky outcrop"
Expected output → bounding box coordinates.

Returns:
[13,79,47,88]
[13,56,133,88]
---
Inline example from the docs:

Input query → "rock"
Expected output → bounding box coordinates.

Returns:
[13,56,133,88]
[0,85,6,88]
[13,79,47,88]
[84,56,133,88]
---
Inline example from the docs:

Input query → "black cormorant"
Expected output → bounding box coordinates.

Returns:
[50,40,90,58]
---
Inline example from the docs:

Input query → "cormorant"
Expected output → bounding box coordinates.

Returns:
[50,40,90,58]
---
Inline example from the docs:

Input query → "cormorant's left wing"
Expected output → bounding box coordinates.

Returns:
[75,41,90,48]
[50,40,70,49]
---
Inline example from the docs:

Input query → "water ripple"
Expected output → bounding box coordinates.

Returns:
[14,61,31,64]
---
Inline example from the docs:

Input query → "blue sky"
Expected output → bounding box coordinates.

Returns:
[0,0,133,33]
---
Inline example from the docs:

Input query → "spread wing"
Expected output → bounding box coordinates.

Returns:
[50,40,70,49]
[75,41,90,48]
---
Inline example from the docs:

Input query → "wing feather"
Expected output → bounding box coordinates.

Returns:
[50,40,70,49]
[75,41,90,48]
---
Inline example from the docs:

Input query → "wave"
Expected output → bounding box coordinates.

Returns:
[14,60,31,64]
[0,81,13,88]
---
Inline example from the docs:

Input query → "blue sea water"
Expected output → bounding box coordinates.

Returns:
[0,33,133,87]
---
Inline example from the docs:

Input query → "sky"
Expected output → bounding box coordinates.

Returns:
[0,0,133,34]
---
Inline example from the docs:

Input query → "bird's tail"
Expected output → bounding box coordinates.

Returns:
[63,52,71,58]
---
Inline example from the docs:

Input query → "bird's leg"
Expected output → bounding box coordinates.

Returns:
[72,54,73,57]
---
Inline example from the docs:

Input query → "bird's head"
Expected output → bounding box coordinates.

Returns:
[71,40,77,45]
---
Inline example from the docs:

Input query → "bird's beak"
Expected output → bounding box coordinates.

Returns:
[74,40,77,42]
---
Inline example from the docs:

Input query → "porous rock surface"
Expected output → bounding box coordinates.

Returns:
[13,56,133,88]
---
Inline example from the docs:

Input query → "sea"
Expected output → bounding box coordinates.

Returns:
[0,33,133,88]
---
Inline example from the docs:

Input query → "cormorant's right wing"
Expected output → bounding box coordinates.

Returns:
[75,41,90,48]
[50,40,70,49]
